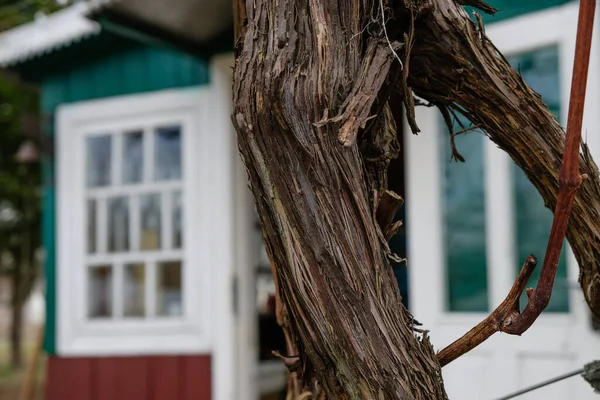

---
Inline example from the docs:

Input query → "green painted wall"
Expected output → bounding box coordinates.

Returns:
[467,0,573,23]
[28,33,209,354]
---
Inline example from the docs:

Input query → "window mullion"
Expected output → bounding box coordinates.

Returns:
[144,125,154,183]
[114,261,124,318]
[112,132,123,187]
[162,191,173,251]
[97,196,108,254]
[131,195,141,252]
[146,258,157,317]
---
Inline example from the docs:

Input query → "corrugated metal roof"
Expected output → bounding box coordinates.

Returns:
[0,2,103,68]
[0,0,230,68]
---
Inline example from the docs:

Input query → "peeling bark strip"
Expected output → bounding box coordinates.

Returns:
[408,0,600,325]
[319,39,402,146]
[232,0,446,398]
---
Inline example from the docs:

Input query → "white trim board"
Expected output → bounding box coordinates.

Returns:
[208,53,238,400]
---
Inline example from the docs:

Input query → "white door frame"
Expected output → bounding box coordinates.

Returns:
[209,53,241,400]
[406,3,600,399]
[234,154,260,400]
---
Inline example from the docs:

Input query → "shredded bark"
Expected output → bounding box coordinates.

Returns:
[231,0,600,398]
[233,0,446,398]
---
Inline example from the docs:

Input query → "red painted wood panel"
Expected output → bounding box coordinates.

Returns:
[182,356,212,400]
[116,357,149,400]
[94,358,118,400]
[45,355,211,400]
[46,357,93,400]
[152,356,182,400]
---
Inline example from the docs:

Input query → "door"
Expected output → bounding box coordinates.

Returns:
[406,4,600,399]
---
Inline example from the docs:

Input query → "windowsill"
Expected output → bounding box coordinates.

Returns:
[59,330,210,356]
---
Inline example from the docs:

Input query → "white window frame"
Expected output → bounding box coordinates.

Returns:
[407,2,600,331]
[56,87,217,356]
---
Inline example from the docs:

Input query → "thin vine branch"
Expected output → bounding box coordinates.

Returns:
[438,0,596,367]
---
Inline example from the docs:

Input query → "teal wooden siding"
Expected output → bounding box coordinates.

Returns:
[468,0,573,23]
[35,34,209,355]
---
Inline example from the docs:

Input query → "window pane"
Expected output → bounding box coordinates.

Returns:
[157,261,182,316]
[87,199,96,254]
[89,266,112,318]
[173,191,182,249]
[86,135,112,187]
[441,121,488,312]
[154,126,182,181]
[123,131,144,184]
[509,46,569,312]
[140,194,161,251]
[124,263,145,317]
[108,196,129,252]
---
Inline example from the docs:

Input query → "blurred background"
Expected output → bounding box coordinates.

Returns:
[0,1,598,400]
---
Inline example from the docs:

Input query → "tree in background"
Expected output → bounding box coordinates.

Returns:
[0,0,71,370]
[0,74,41,369]
[0,0,69,31]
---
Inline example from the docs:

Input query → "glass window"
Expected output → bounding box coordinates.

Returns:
[108,196,129,253]
[86,135,112,187]
[440,45,569,313]
[157,261,182,316]
[58,89,209,354]
[84,125,185,322]
[154,126,182,181]
[87,199,96,254]
[441,121,488,312]
[89,266,113,318]
[140,194,161,251]
[509,46,569,312]
[123,131,144,184]
[124,263,145,317]
[172,191,182,249]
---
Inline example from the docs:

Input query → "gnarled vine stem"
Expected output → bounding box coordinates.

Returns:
[438,0,596,367]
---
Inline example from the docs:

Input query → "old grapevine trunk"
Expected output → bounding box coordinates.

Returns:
[233,0,600,397]
[232,0,446,398]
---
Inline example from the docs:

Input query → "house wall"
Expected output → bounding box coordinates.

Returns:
[24,32,212,400]
[45,355,211,400]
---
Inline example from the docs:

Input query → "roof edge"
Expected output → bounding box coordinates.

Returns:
[0,2,102,68]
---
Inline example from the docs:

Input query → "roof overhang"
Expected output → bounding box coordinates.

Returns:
[88,0,233,49]
[0,0,233,70]
[0,2,101,68]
